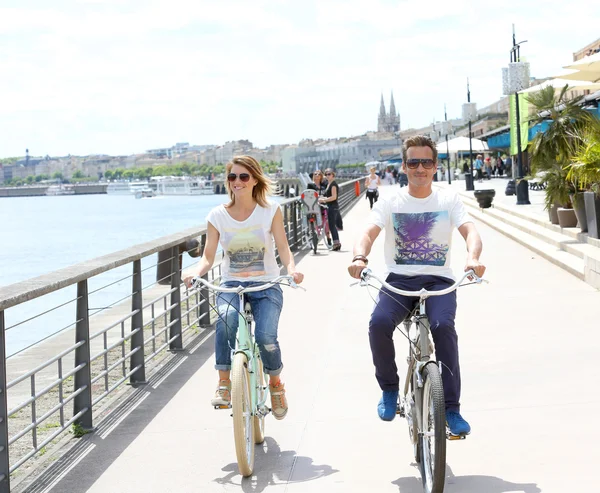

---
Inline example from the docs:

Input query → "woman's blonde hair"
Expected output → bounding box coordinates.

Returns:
[225,155,273,208]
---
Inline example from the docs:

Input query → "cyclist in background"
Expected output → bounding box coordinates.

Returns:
[183,155,304,420]
[347,135,485,437]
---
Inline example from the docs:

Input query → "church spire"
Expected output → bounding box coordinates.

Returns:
[389,91,396,117]
[379,94,386,117]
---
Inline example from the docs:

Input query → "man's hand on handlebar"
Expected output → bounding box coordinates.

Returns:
[348,260,367,279]
[465,259,486,280]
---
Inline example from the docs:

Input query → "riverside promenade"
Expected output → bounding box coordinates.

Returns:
[21,183,600,493]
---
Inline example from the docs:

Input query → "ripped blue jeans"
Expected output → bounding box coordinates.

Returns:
[214,281,284,375]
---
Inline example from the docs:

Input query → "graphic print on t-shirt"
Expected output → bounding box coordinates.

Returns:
[223,225,267,277]
[392,212,450,266]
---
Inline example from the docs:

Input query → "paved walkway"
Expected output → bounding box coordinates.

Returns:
[23,183,600,493]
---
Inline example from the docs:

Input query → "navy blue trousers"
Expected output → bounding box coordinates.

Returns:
[368,273,461,412]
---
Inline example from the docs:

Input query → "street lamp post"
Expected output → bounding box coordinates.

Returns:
[445,104,451,185]
[464,79,475,191]
[503,24,531,205]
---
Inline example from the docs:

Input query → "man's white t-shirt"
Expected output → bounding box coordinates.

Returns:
[368,188,471,280]
[206,201,281,282]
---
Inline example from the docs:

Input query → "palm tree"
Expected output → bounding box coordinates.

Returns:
[525,85,599,209]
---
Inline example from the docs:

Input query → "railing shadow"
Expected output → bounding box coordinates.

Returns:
[214,436,338,492]
[392,463,541,493]
[18,330,216,493]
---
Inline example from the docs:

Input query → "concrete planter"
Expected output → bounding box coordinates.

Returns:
[584,191,600,239]
[557,208,577,228]
[570,192,588,232]
[474,189,496,209]
[548,203,560,225]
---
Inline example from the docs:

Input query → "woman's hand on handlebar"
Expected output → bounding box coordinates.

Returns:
[464,259,486,280]
[183,274,196,289]
[289,271,304,285]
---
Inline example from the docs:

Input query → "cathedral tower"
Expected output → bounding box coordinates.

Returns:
[377,92,400,133]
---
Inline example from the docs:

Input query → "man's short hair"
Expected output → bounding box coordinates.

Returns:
[402,135,438,163]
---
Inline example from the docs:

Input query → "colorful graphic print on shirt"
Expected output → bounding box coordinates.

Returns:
[392,212,450,267]
[222,225,267,277]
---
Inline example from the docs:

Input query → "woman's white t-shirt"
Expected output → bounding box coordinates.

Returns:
[368,188,470,280]
[366,174,380,190]
[206,201,281,282]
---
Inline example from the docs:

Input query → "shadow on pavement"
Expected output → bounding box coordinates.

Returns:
[392,464,541,493]
[20,330,216,493]
[214,436,339,492]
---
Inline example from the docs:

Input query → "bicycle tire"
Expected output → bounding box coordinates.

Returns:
[408,375,421,463]
[232,352,255,477]
[310,221,318,254]
[418,363,446,493]
[253,355,266,444]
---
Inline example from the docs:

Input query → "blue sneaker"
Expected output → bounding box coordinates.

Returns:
[377,390,399,421]
[446,410,471,436]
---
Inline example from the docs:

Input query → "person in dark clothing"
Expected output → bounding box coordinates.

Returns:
[319,168,341,251]
[313,170,331,246]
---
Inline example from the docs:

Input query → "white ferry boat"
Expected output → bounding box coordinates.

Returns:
[46,184,76,196]
[150,177,214,196]
[134,187,155,199]
[106,181,151,195]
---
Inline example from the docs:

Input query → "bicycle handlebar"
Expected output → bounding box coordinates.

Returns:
[191,275,304,294]
[357,269,483,298]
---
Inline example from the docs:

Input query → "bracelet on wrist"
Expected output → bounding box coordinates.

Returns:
[352,255,368,264]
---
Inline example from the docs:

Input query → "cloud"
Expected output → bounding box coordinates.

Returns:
[1,0,599,156]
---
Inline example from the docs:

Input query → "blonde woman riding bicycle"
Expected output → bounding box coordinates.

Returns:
[183,156,304,420]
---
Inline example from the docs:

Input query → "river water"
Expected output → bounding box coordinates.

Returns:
[0,193,250,356]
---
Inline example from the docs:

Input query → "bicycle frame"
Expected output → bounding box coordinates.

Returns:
[234,292,268,417]
[192,275,301,416]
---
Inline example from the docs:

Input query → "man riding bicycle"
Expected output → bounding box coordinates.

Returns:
[347,135,486,437]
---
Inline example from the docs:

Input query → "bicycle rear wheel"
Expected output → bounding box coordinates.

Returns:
[253,355,266,444]
[418,363,446,493]
[309,221,318,254]
[232,352,255,477]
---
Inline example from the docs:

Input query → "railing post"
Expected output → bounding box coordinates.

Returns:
[197,235,211,329]
[0,311,10,493]
[291,201,299,251]
[130,260,147,385]
[169,247,183,351]
[74,280,93,431]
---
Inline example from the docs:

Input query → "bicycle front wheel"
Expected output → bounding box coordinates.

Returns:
[253,355,266,444]
[419,363,446,493]
[232,352,255,477]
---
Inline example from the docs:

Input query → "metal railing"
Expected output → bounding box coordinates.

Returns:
[0,177,365,492]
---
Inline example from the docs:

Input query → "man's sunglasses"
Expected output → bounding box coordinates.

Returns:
[325,172,333,176]
[406,158,435,170]
[227,173,251,182]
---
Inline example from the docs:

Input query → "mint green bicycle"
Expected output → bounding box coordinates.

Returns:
[192,275,302,476]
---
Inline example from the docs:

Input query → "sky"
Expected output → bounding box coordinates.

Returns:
[1,0,599,158]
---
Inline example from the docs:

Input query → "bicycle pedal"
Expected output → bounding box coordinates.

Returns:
[446,432,467,441]
[214,404,231,410]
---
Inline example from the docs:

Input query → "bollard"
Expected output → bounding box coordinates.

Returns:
[354,181,360,196]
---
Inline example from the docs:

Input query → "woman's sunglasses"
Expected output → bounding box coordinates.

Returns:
[406,158,435,170]
[227,173,251,182]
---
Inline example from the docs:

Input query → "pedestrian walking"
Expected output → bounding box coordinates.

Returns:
[319,169,342,251]
[365,166,381,209]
